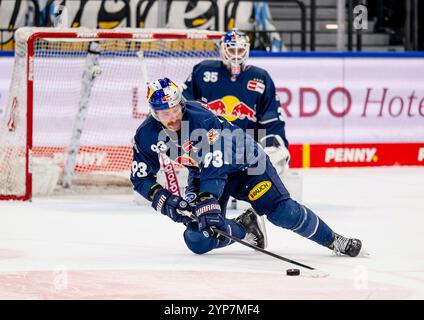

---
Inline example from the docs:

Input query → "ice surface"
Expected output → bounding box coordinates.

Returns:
[0,167,423,299]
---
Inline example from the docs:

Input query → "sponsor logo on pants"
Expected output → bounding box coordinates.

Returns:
[249,181,272,201]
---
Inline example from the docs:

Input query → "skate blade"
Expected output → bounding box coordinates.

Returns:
[331,247,370,258]
[258,215,268,249]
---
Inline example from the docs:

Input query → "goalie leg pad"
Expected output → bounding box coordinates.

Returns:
[183,219,246,255]
[267,199,334,247]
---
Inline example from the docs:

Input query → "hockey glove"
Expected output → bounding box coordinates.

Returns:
[183,191,199,207]
[151,188,191,224]
[194,197,226,236]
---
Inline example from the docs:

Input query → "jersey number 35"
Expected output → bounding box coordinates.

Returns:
[203,72,218,83]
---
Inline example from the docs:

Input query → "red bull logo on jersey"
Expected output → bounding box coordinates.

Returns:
[207,96,257,122]
[175,154,199,167]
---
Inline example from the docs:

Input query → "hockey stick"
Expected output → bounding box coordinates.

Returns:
[162,161,327,276]
[179,209,329,277]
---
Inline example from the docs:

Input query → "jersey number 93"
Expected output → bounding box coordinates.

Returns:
[132,161,148,178]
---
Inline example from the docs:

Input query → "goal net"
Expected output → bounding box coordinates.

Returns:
[0,27,223,200]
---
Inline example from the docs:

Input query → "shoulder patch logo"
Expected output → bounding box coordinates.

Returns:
[182,140,199,153]
[247,80,265,94]
[207,128,220,145]
[248,180,272,201]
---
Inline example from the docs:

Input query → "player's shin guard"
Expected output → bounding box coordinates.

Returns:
[267,199,334,247]
[183,219,246,255]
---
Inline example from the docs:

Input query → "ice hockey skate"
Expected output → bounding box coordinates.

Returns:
[329,233,363,257]
[234,208,266,249]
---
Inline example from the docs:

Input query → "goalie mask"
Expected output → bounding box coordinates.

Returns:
[220,29,250,78]
[147,77,185,120]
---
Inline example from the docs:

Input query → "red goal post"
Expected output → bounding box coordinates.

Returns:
[0,27,224,200]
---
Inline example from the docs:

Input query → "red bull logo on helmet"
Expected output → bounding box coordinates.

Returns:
[206,96,256,122]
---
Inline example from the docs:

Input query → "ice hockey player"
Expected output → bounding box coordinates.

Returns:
[182,28,290,179]
[130,77,362,257]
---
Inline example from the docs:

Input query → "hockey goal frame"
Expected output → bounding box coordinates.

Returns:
[0,28,223,201]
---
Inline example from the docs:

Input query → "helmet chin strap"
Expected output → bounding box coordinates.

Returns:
[150,99,186,121]
[149,106,159,120]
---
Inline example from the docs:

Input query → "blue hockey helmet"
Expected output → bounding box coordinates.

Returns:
[146,78,185,118]
[220,29,250,74]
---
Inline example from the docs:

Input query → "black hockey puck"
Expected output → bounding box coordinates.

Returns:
[286,268,300,276]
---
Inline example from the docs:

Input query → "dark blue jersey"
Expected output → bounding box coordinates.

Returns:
[182,60,288,148]
[131,103,335,254]
[131,102,266,201]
